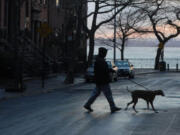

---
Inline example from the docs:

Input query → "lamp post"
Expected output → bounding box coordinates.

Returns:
[113,0,117,63]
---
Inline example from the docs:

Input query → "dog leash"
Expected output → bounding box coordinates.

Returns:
[128,79,150,90]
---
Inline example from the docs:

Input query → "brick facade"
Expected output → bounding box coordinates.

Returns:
[0,0,87,64]
[0,0,8,28]
[48,0,87,63]
[0,0,8,41]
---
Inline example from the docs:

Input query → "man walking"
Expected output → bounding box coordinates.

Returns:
[84,47,121,113]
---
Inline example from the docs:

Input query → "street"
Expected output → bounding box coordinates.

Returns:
[0,72,180,135]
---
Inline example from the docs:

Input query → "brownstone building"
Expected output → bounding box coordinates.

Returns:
[48,0,87,63]
[0,0,48,44]
[0,0,87,74]
[0,0,8,42]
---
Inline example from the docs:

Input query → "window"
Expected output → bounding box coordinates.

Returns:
[56,0,59,7]
[39,0,46,5]
[0,1,1,26]
[43,0,46,5]
[25,1,29,17]
[4,0,8,27]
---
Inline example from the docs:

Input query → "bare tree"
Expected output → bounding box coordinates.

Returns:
[63,0,87,84]
[96,7,143,61]
[82,0,134,66]
[115,8,141,60]
[64,0,144,83]
[131,0,180,69]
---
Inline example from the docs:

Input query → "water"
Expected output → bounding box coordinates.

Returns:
[88,46,180,69]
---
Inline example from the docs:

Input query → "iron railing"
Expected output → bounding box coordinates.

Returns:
[107,58,180,69]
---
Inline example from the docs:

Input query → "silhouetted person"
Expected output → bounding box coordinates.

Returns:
[84,47,121,113]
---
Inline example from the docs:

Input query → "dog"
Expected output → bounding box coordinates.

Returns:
[125,89,165,113]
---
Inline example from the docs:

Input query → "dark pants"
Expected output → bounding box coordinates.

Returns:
[84,84,116,109]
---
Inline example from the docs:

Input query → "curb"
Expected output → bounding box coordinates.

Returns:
[136,70,180,75]
[23,73,58,82]
[2,71,179,101]
[0,81,85,101]
[135,71,159,75]
[0,71,157,101]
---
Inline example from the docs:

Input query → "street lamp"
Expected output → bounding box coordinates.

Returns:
[113,0,117,63]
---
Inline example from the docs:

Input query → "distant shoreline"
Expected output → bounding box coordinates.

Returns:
[94,38,180,47]
[95,44,180,47]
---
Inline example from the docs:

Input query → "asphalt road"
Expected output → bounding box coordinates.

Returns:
[0,72,180,135]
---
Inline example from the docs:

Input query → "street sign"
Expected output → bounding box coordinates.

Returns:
[37,23,52,38]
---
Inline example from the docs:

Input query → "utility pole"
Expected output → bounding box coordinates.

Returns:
[113,0,117,63]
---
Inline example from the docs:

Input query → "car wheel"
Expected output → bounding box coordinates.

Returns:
[129,75,134,79]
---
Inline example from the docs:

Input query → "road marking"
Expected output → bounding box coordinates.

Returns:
[162,114,176,135]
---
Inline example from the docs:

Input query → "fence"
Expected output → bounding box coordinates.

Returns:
[107,58,180,70]
[129,58,180,69]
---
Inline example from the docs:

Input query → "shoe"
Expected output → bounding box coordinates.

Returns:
[111,107,121,113]
[84,105,93,112]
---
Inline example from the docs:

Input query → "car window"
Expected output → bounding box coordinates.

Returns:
[115,61,129,67]
[87,66,94,72]
[106,61,112,68]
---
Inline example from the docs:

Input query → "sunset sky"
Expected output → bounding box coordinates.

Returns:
[87,2,180,39]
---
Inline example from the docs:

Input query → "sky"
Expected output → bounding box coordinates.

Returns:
[87,1,180,39]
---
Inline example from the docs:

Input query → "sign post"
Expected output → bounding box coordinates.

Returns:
[37,23,52,88]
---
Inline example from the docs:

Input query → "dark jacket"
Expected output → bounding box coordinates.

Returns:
[94,56,111,85]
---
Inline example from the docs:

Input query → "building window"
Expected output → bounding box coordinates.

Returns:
[25,1,29,17]
[43,0,46,5]
[0,1,1,26]
[56,0,60,7]
[4,0,8,27]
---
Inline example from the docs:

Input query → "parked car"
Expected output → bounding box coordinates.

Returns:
[85,63,95,82]
[84,61,118,82]
[106,61,118,82]
[115,60,135,79]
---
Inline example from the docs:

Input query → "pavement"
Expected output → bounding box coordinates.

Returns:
[0,69,161,101]
[0,73,85,100]
[1,72,180,135]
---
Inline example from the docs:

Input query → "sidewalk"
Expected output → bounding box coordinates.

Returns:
[0,69,160,101]
[0,73,85,100]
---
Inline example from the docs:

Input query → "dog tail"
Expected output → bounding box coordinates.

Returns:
[126,86,131,93]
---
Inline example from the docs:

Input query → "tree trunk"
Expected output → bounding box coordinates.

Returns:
[154,47,162,70]
[121,40,125,60]
[64,61,75,84]
[87,34,95,67]
[6,0,25,92]
[64,42,75,84]
[64,14,79,84]
[121,49,124,60]
[154,42,165,70]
